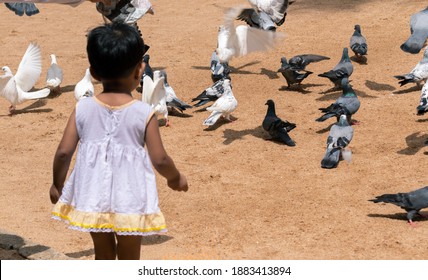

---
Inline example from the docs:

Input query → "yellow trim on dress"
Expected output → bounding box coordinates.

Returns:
[93,95,138,111]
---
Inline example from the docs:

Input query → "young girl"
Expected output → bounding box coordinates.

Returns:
[49,22,188,260]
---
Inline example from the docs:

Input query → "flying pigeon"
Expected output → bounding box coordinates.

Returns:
[247,0,291,27]
[318,47,353,88]
[216,6,281,63]
[74,68,94,101]
[394,46,428,87]
[316,77,360,124]
[262,99,296,146]
[203,79,237,126]
[210,51,231,83]
[401,6,428,54]
[417,81,428,115]
[369,185,428,226]
[350,25,368,58]
[0,43,50,114]
[143,70,169,126]
[192,78,230,107]
[156,70,192,113]
[96,0,154,24]
[237,8,277,31]
[321,114,354,169]
[278,54,330,87]
[4,3,39,16]
[46,54,63,94]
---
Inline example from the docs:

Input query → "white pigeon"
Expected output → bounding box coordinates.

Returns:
[417,81,428,115]
[156,70,192,113]
[216,6,281,63]
[46,54,63,93]
[203,79,238,126]
[394,46,428,87]
[0,42,50,114]
[143,70,169,126]
[74,68,94,101]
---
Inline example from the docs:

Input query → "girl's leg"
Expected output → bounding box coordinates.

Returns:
[90,232,117,260]
[116,234,142,260]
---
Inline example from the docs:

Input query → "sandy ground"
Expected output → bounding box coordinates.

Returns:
[0,0,428,260]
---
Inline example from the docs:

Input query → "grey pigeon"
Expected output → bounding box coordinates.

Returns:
[237,8,277,31]
[278,54,330,87]
[248,0,291,27]
[5,3,39,16]
[401,6,428,54]
[316,77,360,124]
[394,46,428,87]
[369,186,428,226]
[262,99,296,146]
[156,70,192,113]
[210,51,231,83]
[321,114,354,169]
[417,82,428,115]
[350,25,368,58]
[192,78,230,107]
[142,54,153,80]
[318,48,353,88]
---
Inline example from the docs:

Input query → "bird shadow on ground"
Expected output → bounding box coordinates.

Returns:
[318,86,341,95]
[193,106,209,113]
[141,234,173,246]
[203,116,238,131]
[350,56,367,65]
[316,91,342,101]
[47,84,76,97]
[365,80,396,92]
[356,89,377,99]
[316,123,334,134]
[416,117,428,123]
[222,126,265,145]
[260,68,280,79]
[0,100,52,117]
[397,132,428,155]
[66,249,94,259]
[279,83,324,94]
[168,109,193,118]
[393,85,421,95]
[191,61,261,76]
[367,212,428,222]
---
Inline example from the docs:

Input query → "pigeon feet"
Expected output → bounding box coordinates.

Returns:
[408,220,418,227]
[8,105,16,115]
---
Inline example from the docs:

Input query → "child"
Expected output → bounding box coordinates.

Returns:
[49,22,188,260]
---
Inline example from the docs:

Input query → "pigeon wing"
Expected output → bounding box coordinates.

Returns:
[14,43,43,92]
[235,25,279,57]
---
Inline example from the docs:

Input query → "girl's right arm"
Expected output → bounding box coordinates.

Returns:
[50,109,79,203]
[145,115,188,192]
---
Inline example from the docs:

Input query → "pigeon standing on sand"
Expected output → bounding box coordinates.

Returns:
[321,114,354,169]
[318,48,353,88]
[142,54,153,80]
[210,51,231,83]
[350,25,368,58]
[156,70,192,113]
[0,43,50,114]
[46,54,63,94]
[316,77,360,124]
[401,6,428,54]
[262,99,296,146]
[278,54,330,87]
[394,46,428,87]
[203,79,237,126]
[143,70,169,126]
[74,68,94,101]
[192,78,230,108]
[369,186,428,226]
[4,3,39,16]
[417,81,428,115]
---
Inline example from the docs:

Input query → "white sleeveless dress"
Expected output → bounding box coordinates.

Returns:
[52,96,166,235]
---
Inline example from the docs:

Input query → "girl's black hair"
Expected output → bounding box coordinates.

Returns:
[87,22,145,80]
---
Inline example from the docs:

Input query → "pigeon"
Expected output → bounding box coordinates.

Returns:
[318,47,353,88]
[143,70,169,126]
[203,79,237,126]
[96,0,154,24]
[417,81,428,115]
[4,3,39,16]
[192,78,230,107]
[156,70,192,113]
[0,43,50,114]
[74,68,94,101]
[350,25,368,58]
[46,54,63,94]
[142,54,153,80]
[210,51,231,83]
[216,6,281,63]
[321,114,354,169]
[247,0,291,27]
[278,54,330,87]
[394,46,428,87]
[316,77,360,124]
[369,186,428,226]
[262,99,296,146]
[401,6,428,54]
[237,8,277,31]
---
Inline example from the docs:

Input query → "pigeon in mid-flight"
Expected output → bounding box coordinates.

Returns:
[278,54,330,87]
[318,48,353,88]
[417,82,428,115]
[321,114,354,169]
[401,6,428,54]
[0,43,50,114]
[369,186,428,226]
[4,3,39,16]
[216,6,281,63]
[74,68,94,101]
[350,25,368,59]
[203,79,237,126]
[262,99,296,146]
[192,78,230,108]
[156,70,192,113]
[316,77,360,124]
[247,0,291,27]
[210,51,231,83]
[143,70,169,126]
[96,0,154,24]
[394,46,428,87]
[46,54,63,94]
[237,8,277,31]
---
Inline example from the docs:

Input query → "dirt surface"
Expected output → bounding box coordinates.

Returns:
[1,0,428,260]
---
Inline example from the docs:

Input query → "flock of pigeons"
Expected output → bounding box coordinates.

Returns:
[1,0,428,225]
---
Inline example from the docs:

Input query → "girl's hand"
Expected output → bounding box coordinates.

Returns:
[167,173,188,192]
[50,184,61,204]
